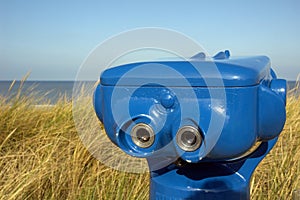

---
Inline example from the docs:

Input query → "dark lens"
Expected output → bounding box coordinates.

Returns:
[181,131,197,146]
[131,123,155,148]
[136,128,151,143]
[176,126,202,151]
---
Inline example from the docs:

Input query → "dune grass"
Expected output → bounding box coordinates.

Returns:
[0,82,299,200]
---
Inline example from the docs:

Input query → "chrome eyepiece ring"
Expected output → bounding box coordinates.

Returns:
[176,126,202,152]
[131,123,155,148]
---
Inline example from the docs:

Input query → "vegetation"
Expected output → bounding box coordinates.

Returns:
[0,81,299,200]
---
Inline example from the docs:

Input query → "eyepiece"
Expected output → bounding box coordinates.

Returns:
[176,126,202,152]
[131,123,155,148]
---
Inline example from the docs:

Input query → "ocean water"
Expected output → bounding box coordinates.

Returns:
[0,80,298,105]
[0,81,94,104]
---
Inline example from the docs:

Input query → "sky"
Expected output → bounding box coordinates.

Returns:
[0,0,300,80]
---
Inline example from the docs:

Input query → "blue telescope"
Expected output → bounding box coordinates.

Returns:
[94,51,286,200]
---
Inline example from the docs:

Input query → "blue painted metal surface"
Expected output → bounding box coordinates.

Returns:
[93,51,286,200]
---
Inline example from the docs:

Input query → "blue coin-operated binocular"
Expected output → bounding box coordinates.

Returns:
[94,50,286,200]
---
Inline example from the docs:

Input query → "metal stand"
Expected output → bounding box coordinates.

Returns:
[148,138,278,200]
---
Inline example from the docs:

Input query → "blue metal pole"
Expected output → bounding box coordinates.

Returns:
[148,138,278,200]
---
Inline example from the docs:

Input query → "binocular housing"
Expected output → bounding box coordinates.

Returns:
[94,51,286,163]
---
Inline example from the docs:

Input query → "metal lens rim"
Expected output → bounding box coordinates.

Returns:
[131,123,155,148]
[176,126,202,152]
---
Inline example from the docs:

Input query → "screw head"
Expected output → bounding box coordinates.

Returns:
[160,92,175,109]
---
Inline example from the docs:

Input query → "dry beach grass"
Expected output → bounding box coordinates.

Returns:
[0,81,299,200]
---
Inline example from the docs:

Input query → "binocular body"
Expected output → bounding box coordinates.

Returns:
[94,51,286,200]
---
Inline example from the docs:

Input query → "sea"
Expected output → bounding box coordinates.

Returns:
[0,81,94,104]
[0,80,298,105]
